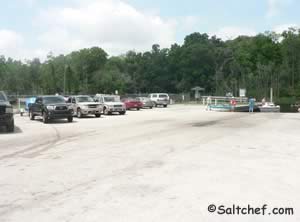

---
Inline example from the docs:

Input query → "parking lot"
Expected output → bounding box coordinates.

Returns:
[0,105,299,222]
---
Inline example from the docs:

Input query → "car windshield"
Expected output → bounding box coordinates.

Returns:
[104,96,120,102]
[76,96,94,103]
[44,96,66,104]
[0,92,7,101]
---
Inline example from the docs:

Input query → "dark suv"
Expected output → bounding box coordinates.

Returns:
[0,91,14,132]
[29,96,73,123]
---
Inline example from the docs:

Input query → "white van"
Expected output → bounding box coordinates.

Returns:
[148,93,170,107]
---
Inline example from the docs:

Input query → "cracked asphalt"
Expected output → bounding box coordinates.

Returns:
[0,105,299,222]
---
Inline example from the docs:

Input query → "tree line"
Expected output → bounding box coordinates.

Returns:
[1,28,300,102]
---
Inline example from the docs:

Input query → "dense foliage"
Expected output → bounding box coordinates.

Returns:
[1,29,300,101]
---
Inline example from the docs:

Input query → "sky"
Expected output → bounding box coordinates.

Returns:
[0,0,299,60]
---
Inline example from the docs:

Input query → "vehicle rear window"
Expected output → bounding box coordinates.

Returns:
[159,94,168,98]
[104,96,120,102]
[44,96,66,104]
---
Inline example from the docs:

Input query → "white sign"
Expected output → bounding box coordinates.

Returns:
[239,89,246,97]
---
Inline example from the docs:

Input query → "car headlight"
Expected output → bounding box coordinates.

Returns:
[5,106,13,114]
[47,105,55,110]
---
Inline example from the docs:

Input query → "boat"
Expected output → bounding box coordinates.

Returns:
[258,88,280,113]
[208,104,232,112]
[259,102,280,113]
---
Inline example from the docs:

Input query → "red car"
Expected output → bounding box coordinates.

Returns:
[122,98,143,110]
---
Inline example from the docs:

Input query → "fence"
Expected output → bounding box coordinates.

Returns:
[123,93,192,104]
[201,96,249,106]
[8,94,249,113]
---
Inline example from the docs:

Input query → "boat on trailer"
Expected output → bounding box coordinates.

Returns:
[208,104,232,112]
[259,102,280,113]
[258,88,280,113]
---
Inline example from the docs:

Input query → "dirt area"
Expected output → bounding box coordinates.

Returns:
[0,105,299,222]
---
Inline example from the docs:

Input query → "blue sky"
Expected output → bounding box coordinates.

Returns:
[0,0,299,60]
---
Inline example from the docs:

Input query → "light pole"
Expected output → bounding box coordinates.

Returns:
[64,65,68,95]
[82,65,88,94]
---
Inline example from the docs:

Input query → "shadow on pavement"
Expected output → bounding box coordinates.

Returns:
[0,125,23,134]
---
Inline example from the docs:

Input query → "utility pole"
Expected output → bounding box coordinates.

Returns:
[85,66,88,94]
[64,65,67,95]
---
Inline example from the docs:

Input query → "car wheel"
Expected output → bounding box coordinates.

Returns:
[42,112,48,124]
[95,114,101,118]
[163,105,168,108]
[7,120,14,132]
[29,110,35,120]
[137,108,140,111]
[119,111,126,115]
[150,106,153,109]
[103,107,108,115]
[104,107,112,115]
[68,116,73,122]
[77,108,82,118]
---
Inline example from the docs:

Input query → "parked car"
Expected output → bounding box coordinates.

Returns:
[0,91,14,132]
[94,94,126,115]
[136,97,153,109]
[29,95,74,123]
[149,93,170,107]
[122,98,143,110]
[67,95,103,118]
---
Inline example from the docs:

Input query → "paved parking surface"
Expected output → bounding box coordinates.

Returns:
[0,105,299,222]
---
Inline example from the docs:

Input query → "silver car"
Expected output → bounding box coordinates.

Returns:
[68,95,103,118]
[94,94,126,115]
[136,97,153,109]
[149,93,170,107]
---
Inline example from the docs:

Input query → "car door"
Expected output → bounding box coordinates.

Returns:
[66,97,75,114]
[71,97,77,113]
[33,97,43,116]
[95,96,104,106]
[152,94,158,102]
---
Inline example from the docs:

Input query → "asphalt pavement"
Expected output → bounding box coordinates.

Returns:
[0,105,299,222]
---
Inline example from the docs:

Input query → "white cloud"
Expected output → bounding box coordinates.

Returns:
[0,30,24,58]
[34,0,177,56]
[273,24,299,33]
[266,0,294,18]
[179,16,202,32]
[14,0,37,7]
[213,27,257,40]
[0,30,50,61]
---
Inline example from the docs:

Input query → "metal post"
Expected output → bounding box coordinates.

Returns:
[64,66,66,95]
[270,88,273,103]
